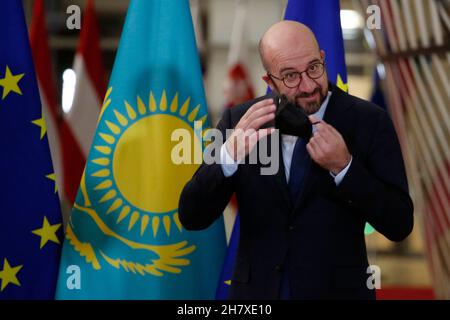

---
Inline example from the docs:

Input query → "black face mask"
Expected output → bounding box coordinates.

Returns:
[271,94,312,140]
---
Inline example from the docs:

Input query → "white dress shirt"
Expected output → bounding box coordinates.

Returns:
[220,91,352,186]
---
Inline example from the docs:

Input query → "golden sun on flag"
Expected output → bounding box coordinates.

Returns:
[90,88,207,238]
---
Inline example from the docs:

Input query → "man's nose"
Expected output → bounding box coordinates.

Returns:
[298,75,316,93]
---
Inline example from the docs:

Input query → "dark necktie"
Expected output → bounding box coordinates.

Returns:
[288,137,310,201]
[280,137,310,299]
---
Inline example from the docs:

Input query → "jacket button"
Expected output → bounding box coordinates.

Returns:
[289,225,294,231]
[274,265,282,272]
[348,200,353,205]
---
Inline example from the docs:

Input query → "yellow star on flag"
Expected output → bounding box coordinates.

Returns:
[0,66,25,100]
[31,216,62,249]
[336,74,348,92]
[46,173,58,193]
[31,112,47,139]
[0,258,23,291]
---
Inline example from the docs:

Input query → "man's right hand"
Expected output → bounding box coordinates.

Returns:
[225,98,276,162]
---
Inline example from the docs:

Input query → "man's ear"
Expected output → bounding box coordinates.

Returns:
[262,74,274,90]
[320,50,325,60]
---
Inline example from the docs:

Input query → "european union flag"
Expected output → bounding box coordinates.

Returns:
[56,0,226,299]
[285,0,348,91]
[0,0,63,299]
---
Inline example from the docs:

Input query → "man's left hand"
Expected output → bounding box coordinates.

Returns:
[306,115,351,175]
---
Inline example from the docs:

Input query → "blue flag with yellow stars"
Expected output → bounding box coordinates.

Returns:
[284,0,348,91]
[56,0,226,299]
[0,0,63,299]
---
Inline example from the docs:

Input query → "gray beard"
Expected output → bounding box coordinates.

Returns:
[293,90,327,115]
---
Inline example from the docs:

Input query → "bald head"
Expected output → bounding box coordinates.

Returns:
[259,21,320,71]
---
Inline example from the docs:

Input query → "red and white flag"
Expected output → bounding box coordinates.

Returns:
[64,0,106,204]
[30,0,64,200]
[223,0,255,109]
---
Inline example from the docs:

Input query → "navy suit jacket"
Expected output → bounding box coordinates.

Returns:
[178,83,414,300]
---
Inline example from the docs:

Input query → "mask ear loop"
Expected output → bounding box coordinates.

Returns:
[274,95,288,117]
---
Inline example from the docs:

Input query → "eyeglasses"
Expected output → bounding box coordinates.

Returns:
[268,62,325,89]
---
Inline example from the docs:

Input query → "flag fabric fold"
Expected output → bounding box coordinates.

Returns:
[56,0,226,299]
[63,0,106,205]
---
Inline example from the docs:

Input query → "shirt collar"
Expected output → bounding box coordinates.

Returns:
[311,91,332,133]
[312,91,332,121]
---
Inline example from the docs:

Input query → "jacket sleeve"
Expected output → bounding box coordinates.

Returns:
[332,110,414,242]
[178,108,236,230]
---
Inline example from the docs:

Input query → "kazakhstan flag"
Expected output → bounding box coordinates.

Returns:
[56,0,226,299]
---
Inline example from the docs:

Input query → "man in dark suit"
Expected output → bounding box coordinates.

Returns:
[178,21,413,299]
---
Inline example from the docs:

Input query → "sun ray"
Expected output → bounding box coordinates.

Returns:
[124,101,137,120]
[179,97,190,117]
[95,146,112,155]
[99,190,116,203]
[107,198,123,214]
[104,87,112,100]
[114,110,128,127]
[105,120,121,135]
[163,215,171,236]
[169,93,179,113]
[188,104,200,122]
[173,213,183,232]
[99,133,115,145]
[159,90,168,111]
[198,114,207,124]
[92,157,110,166]
[128,211,140,231]
[117,206,131,224]
[102,98,111,110]
[91,169,110,178]
[137,96,146,115]
[140,215,150,236]
[95,179,112,190]
[99,87,113,120]
[149,92,157,112]
[152,216,160,237]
